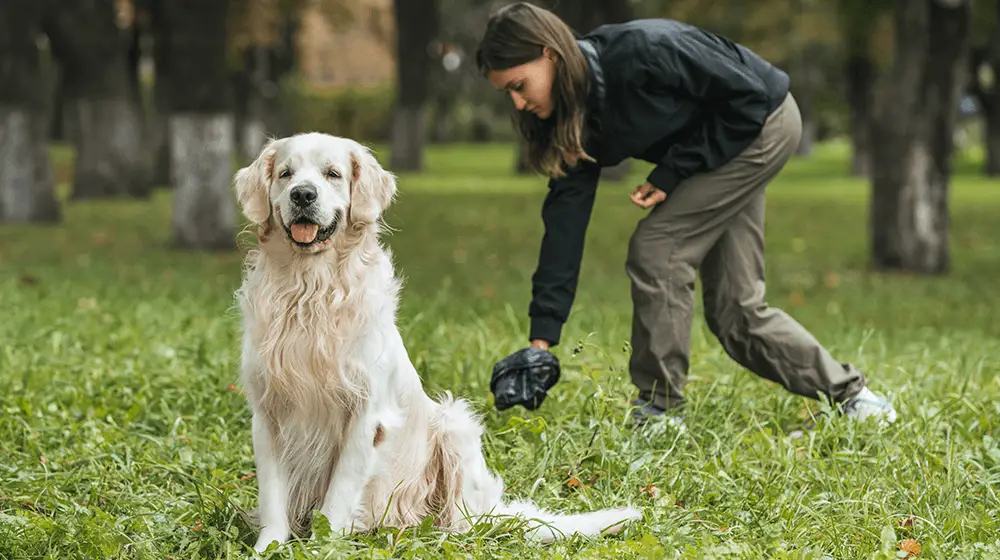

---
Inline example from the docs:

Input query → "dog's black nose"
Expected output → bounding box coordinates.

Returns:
[289,184,318,207]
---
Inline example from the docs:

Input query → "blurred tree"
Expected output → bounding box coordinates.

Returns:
[42,0,152,199]
[135,0,175,189]
[228,0,314,163]
[870,0,971,273]
[155,0,238,250]
[967,0,1000,175]
[426,0,497,145]
[391,0,441,171]
[0,0,61,222]
[836,0,892,177]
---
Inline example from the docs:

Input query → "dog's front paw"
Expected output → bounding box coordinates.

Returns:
[253,528,289,554]
[316,508,353,536]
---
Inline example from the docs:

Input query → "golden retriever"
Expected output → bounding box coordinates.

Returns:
[231,132,641,552]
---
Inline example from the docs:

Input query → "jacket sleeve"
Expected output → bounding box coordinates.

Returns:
[528,160,601,347]
[643,32,774,196]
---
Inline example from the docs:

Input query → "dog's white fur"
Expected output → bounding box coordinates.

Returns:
[232,132,642,552]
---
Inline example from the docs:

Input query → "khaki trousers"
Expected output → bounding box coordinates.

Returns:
[626,93,867,411]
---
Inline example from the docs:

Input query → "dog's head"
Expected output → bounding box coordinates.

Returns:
[233,133,397,253]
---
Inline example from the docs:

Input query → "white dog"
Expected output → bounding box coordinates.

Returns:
[231,132,642,553]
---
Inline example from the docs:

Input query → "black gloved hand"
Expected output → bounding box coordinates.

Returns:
[490,347,561,411]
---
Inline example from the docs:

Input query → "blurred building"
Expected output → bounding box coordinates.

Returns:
[297,0,396,88]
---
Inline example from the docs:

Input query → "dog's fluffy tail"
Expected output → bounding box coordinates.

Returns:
[495,499,643,543]
[430,393,642,543]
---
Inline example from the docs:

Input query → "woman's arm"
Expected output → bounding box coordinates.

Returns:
[527,160,601,347]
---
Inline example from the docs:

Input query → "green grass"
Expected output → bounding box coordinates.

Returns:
[2,139,1000,559]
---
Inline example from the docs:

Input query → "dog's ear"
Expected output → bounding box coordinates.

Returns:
[349,143,397,225]
[234,138,281,225]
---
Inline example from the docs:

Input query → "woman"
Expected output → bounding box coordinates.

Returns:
[476,2,897,427]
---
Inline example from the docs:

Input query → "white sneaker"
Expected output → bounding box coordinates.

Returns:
[630,398,686,432]
[842,387,897,425]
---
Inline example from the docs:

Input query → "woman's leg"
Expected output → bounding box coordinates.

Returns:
[628,92,892,423]
[698,190,867,405]
[627,92,824,413]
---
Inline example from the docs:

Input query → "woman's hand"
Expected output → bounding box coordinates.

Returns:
[530,339,550,351]
[630,183,666,208]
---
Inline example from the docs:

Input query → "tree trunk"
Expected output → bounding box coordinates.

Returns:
[837,0,880,177]
[788,0,815,156]
[971,23,1000,175]
[48,65,67,142]
[391,106,426,169]
[846,54,875,177]
[169,114,236,249]
[391,0,440,171]
[556,0,632,34]
[792,50,817,156]
[43,0,151,199]
[235,44,291,163]
[160,0,236,250]
[147,0,172,188]
[243,45,269,162]
[0,0,60,223]
[985,100,1000,175]
[870,0,971,274]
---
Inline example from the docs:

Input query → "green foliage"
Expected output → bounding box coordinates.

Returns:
[280,75,396,142]
[835,0,892,52]
[1,142,1000,558]
[279,75,518,144]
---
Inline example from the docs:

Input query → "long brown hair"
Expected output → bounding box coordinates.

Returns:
[475,2,595,178]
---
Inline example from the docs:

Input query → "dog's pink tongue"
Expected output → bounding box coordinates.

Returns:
[291,223,318,243]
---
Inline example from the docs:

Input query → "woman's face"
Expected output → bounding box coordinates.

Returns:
[487,48,556,119]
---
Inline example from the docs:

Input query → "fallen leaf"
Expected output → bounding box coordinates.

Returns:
[639,483,661,499]
[900,539,921,557]
[241,473,257,481]
[566,477,582,488]
[898,515,916,528]
[789,290,806,306]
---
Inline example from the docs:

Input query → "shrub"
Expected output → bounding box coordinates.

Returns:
[280,75,396,143]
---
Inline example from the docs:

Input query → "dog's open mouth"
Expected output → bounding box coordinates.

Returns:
[285,217,337,247]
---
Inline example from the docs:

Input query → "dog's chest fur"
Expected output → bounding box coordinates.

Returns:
[237,248,400,531]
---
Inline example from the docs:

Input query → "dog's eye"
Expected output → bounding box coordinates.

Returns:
[278,168,291,179]
[324,168,341,180]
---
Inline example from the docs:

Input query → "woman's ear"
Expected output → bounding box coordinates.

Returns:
[233,138,282,225]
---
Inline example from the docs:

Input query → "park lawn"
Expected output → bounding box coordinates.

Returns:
[1,140,999,559]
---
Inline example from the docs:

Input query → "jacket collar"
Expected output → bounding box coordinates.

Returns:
[577,38,605,148]
[577,38,604,115]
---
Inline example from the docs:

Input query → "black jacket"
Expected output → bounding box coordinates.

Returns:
[528,18,791,346]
